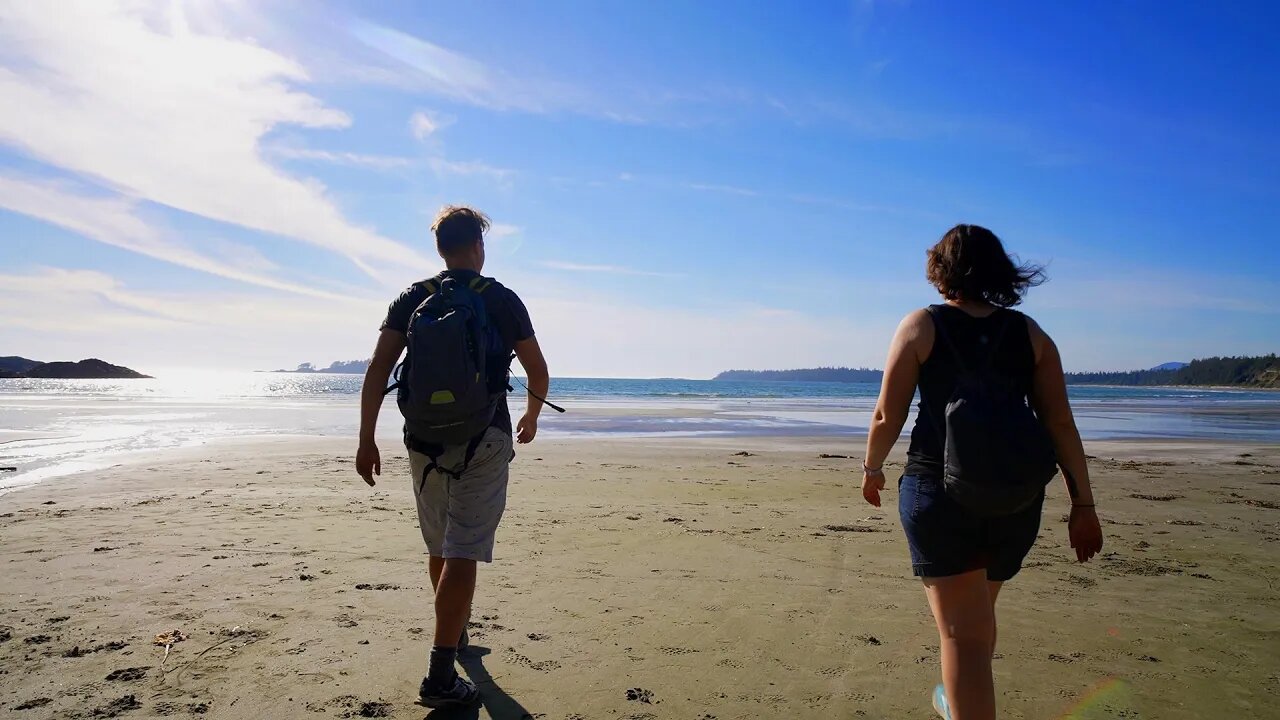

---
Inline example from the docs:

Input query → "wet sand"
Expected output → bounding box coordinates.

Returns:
[1,436,1277,719]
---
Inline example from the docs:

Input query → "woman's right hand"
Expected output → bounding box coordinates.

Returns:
[861,468,886,507]
[1068,506,1103,562]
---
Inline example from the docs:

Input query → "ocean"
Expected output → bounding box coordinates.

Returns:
[2,373,1278,494]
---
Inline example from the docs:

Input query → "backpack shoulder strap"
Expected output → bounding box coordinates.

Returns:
[926,305,969,375]
[468,276,495,293]
[420,278,440,294]
[979,311,1014,374]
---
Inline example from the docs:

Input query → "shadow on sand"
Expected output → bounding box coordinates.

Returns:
[423,646,534,720]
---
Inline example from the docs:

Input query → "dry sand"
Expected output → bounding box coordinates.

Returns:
[1,436,1278,719]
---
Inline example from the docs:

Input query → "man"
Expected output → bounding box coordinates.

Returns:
[356,205,550,708]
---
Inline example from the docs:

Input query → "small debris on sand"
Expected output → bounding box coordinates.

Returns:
[154,629,188,646]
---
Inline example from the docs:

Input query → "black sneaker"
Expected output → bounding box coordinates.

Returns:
[419,674,479,709]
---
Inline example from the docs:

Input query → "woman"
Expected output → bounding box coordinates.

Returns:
[860,224,1104,720]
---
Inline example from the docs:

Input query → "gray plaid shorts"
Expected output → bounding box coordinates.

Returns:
[408,426,512,563]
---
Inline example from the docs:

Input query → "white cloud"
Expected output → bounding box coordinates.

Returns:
[538,261,679,278]
[0,266,383,372]
[520,294,897,378]
[352,21,497,106]
[1034,272,1280,315]
[0,267,186,334]
[409,110,449,140]
[685,182,761,198]
[427,158,516,183]
[349,20,589,115]
[0,173,352,301]
[266,146,412,171]
[0,1,430,280]
[0,264,899,377]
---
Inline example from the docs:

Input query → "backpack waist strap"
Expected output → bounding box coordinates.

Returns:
[407,430,488,496]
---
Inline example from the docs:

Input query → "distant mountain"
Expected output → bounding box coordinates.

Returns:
[1068,355,1278,389]
[1151,361,1190,371]
[0,356,43,377]
[1,357,151,379]
[271,359,370,374]
[714,367,884,383]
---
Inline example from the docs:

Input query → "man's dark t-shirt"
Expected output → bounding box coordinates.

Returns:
[381,269,534,437]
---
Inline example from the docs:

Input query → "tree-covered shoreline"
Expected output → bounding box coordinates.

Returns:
[1066,355,1278,388]
[714,355,1278,389]
[713,367,883,383]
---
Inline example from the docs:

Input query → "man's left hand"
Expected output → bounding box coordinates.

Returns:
[516,414,538,444]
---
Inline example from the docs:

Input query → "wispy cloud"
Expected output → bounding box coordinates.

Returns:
[618,172,915,216]
[0,266,382,370]
[0,264,894,377]
[539,261,679,278]
[409,110,451,140]
[0,173,354,301]
[0,1,429,282]
[350,21,585,114]
[1036,273,1280,315]
[427,158,516,183]
[0,267,187,334]
[867,58,893,76]
[684,182,761,198]
[266,146,412,171]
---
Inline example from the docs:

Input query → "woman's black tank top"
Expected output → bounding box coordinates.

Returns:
[903,304,1037,479]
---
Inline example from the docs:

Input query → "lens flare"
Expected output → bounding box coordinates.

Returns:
[1061,678,1130,719]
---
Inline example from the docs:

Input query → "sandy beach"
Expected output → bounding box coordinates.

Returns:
[1,436,1277,719]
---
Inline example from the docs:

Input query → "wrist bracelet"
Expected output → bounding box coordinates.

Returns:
[862,463,884,475]
[1072,504,1095,508]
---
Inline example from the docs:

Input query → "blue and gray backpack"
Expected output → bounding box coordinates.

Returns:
[391,275,502,448]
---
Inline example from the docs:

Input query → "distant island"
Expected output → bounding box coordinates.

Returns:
[269,359,370,374]
[714,367,883,383]
[1066,355,1278,388]
[0,356,151,379]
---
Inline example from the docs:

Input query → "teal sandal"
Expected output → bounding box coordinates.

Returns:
[932,684,952,720]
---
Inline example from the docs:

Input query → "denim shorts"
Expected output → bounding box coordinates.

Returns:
[898,474,1044,582]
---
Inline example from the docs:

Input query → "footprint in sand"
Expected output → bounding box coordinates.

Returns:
[625,687,656,704]
[153,701,211,715]
[659,646,699,655]
[105,667,147,682]
[86,695,142,717]
[505,648,561,671]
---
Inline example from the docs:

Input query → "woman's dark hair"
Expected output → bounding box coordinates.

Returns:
[926,224,1046,307]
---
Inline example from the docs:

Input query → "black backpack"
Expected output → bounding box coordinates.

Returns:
[391,275,502,448]
[924,306,1058,517]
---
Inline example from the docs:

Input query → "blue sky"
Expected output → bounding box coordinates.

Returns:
[1,0,1276,377]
